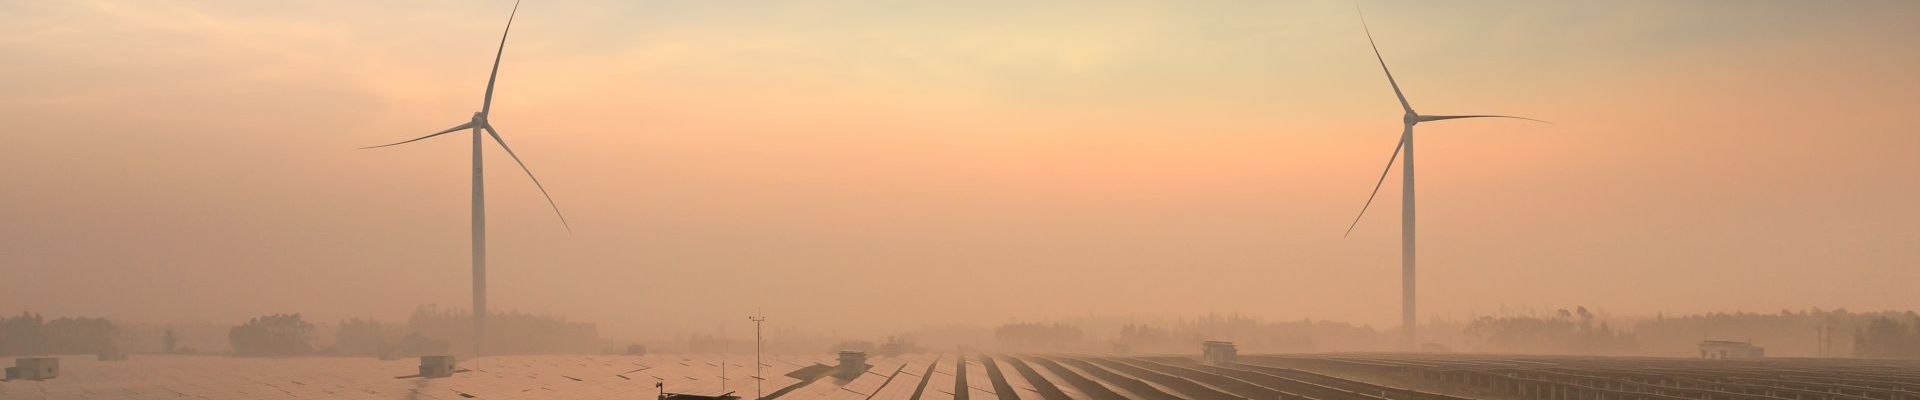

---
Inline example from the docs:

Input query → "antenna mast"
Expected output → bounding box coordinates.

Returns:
[749,310,766,400]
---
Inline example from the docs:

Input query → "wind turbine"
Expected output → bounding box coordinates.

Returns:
[1341,8,1546,349]
[361,0,568,356]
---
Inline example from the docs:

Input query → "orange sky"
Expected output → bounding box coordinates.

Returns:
[2,0,1917,339]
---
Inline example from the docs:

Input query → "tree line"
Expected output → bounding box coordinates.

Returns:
[1,305,603,357]
[0,312,119,356]
[227,305,601,357]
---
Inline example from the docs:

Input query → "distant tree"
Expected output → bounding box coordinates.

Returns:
[832,340,875,354]
[406,304,599,354]
[1634,309,1908,357]
[162,328,178,354]
[0,312,45,355]
[1463,305,1634,354]
[397,333,450,356]
[333,318,402,357]
[1117,324,1174,353]
[229,313,315,356]
[44,317,116,354]
[0,312,118,356]
[1854,317,1920,358]
[876,335,924,356]
[994,322,1082,351]
[686,333,741,353]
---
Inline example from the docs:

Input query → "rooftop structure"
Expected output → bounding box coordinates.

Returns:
[6,357,59,380]
[1202,340,1237,365]
[419,355,458,378]
[835,350,868,379]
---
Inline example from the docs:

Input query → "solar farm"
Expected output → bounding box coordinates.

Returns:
[7,353,1920,400]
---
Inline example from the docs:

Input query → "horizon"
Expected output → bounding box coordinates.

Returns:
[4,0,1918,344]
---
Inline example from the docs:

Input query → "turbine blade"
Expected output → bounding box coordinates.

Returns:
[1344,124,1411,238]
[1359,6,1413,114]
[483,124,571,233]
[359,121,476,149]
[1417,114,1553,124]
[480,0,521,116]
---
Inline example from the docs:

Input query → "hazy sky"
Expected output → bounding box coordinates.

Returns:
[2,0,1917,339]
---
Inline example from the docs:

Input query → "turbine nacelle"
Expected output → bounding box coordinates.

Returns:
[359,0,567,233]
[1345,8,1547,238]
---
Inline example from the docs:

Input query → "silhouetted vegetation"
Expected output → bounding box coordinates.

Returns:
[162,328,178,353]
[1102,314,1380,354]
[831,339,873,353]
[1854,316,1920,358]
[329,306,596,357]
[406,304,600,354]
[331,317,400,356]
[1631,309,1907,357]
[819,335,924,355]
[1115,324,1171,354]
[229,313,316,356]
[330,318,446,357]
[1462,307,1635,354]
[995,322,1083,351]
[687,333,743,353]
[876,335,924,355]
[0,312,119,356]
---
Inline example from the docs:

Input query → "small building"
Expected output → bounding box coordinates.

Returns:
[627,344,648,356]
[835,350,868,378]
[419,355,458,378]
[1202,340,1237,365]
[6,357,60,380]
[1699,340,1765,359]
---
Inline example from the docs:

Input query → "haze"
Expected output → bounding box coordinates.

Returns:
[2,0,1916,341]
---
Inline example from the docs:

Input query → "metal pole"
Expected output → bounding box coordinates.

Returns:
[749,312,766,400]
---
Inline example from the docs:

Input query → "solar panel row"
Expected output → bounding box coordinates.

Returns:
[8,354,1919,400]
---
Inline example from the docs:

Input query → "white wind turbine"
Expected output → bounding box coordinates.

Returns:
[361,0,568,356]
[1342,8,1547,349]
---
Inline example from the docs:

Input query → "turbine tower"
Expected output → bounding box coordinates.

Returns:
[361,0,568,356]
[1342,9,1546,349]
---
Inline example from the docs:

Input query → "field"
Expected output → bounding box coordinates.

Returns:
[5,353,1920,400]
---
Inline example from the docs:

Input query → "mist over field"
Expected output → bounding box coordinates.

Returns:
[7,2,1920,400]
[3,0,1917,361]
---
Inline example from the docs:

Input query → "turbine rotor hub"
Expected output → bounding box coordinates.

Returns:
[1403,112,1419,125]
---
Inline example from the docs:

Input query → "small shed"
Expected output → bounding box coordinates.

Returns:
[835,350,868,378]
[6,357,60,380]
[419,355,458,378]
[1698,340,1765,359]
[1202,340,1237,365]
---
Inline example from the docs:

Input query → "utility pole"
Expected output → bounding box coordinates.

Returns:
[749,311,766,400]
